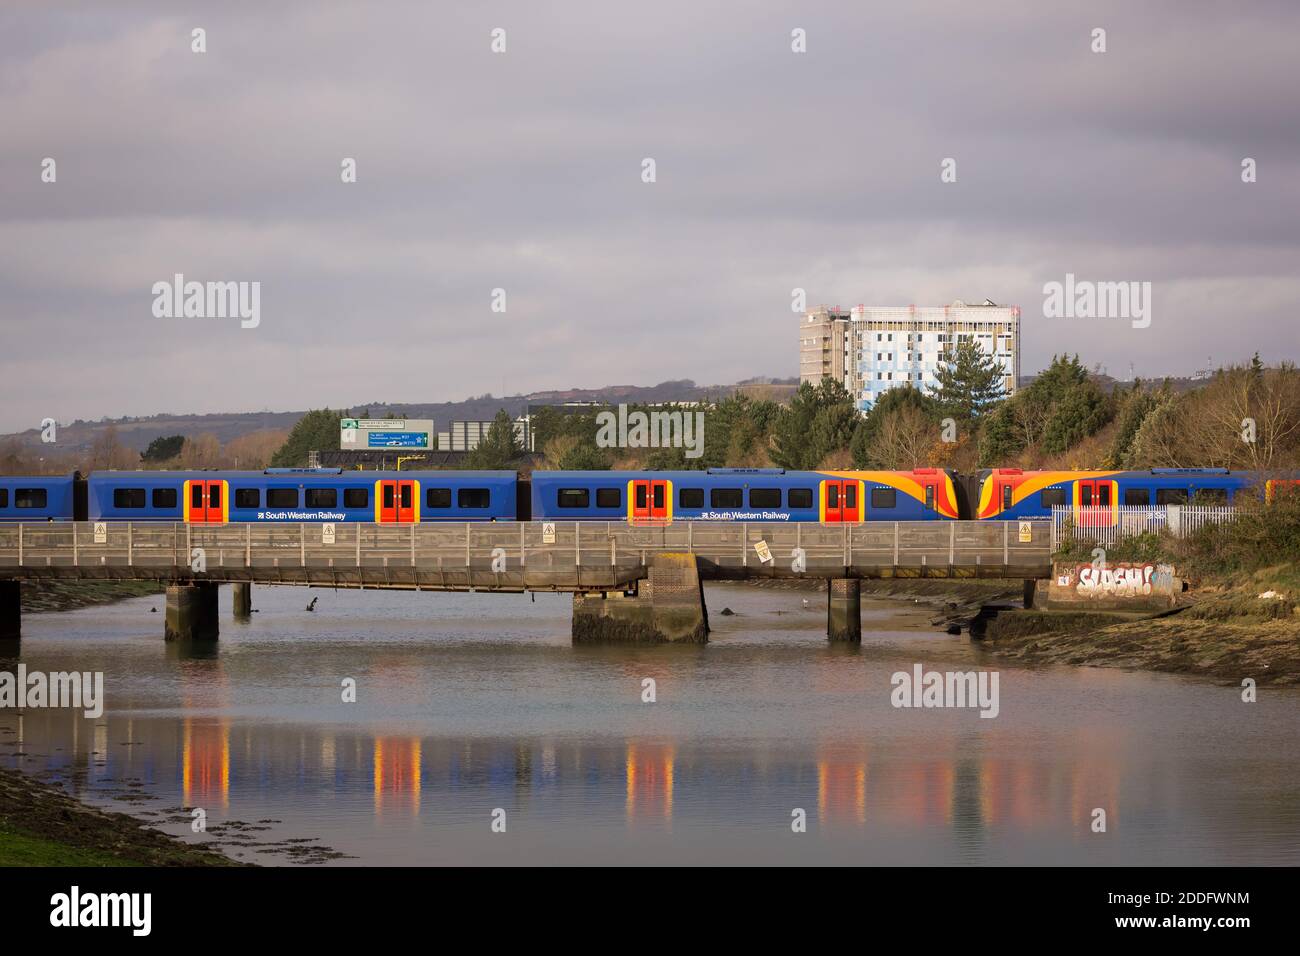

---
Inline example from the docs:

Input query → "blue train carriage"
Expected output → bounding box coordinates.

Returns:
[85,469,518,523]
[0,473,81,521]
[530,468,960,523]
[976,468,1263,524]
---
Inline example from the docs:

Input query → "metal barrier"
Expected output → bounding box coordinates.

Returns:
[1050,505,1237,550]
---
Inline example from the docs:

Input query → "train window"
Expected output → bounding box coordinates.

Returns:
[306,488,337,508]
[635,485,646,509]
[1195,487,1228,504]
[845,484,857,508]
[596,488,621,508]
[1156,488,1188,505]
[826,484,838,508]
[152,488,177,509]
[191,484,204,508]
[400,485,412,509]
[557,489,590,509]
[235,488,260,508]
[1041,488,1067,507]
[267,488,299,508]
[344,488,369,509]
[426,488,452,508]
[1002,486,1012,509]
[382,485,394,509]
[749,488,781,508]
[458,488,490,508]
[711,488,743,508]
[114,488,146,509]
[653,485,665,509]
[15,488,47,509]
[679,488,704,509]
[1124,488,1150,506]
[871,488,896,509]
[924,486,934,510]
[1080,485,1092,506]
[788,488,813,509]
[210,484,221,509]
[0,489,7,508]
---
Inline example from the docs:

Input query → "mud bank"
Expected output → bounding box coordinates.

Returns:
[18,579,163,614]
[981,603,1300,685]
[0,764,238,866]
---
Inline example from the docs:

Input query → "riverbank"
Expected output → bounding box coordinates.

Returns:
[981,570,1300,685]
[18,579,163,614]
[0,765,237,866]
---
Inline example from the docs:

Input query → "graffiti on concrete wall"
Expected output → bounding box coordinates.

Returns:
[1057,563,1177,599]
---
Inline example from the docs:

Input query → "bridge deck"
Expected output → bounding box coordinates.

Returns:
[0,520,1052,590]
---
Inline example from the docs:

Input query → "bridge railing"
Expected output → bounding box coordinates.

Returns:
[0,520,1052,582]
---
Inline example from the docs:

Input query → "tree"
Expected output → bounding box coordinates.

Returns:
[465,409,521,469]
[930,340,1006,421]
[851,385,936,467]
[770,379,856,470]
[270,409,342,467]
[141,434,185,462]
[868,404,935,469]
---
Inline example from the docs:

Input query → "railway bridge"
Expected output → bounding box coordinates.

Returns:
[0,520,1051,643]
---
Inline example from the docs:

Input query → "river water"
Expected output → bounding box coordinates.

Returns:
[2,583,1297,865]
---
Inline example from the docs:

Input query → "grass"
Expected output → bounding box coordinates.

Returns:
[0,821,140,867]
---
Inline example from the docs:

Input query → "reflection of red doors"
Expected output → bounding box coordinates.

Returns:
[379,480,416,523]
[631,480,668,523]
[1076,479,1114,527]
[187,480,224,523]
[822,480,859,523]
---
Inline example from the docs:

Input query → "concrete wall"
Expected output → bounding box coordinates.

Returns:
[1046,561,1185,611]
[573,553,708,644]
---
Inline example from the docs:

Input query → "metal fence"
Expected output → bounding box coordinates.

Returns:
[0,520,1052,587]
[1050,505,1238,550]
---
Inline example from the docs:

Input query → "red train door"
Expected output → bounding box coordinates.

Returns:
[631,479,668,524]
[1076,479,1113,527]
[187,480,224,523]
[822,480,860,523]
[378,480,416,523]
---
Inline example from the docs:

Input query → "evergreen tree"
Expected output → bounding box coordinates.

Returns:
[141,434,185,462]
[930,340,1006,421]
[270,409,342,467]
[465,409,521,469]
[770,379,856,470]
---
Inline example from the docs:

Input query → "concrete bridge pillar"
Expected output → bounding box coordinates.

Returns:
[232,582,252,618]
[165,582,219,641]
[572,553,708,644]
[827,578,861,642]
[0,580,20,641]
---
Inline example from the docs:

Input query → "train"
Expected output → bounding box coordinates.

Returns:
[0,467,1293,526]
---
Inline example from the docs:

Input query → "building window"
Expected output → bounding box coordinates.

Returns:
[152,488,178,509]
[458,488,490,509]
[344,488,369,508]
[557,488,590,509]
[788,488,813,509]
[596,488,621,509]
[679,488,704,509]
[267,488,299,508]
[426,488,452,508]
[113,488,146,509]
[749,488,781,508]
[235,488,260,508]
[306,488,337,508]
[711,488,743,508]
[15,489,47,509]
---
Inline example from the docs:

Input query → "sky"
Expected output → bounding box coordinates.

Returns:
[2,0,1298,432]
